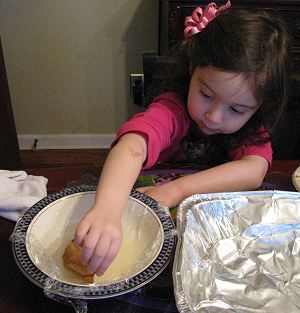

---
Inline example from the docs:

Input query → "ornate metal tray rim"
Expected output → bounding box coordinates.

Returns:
[12,186,176,299]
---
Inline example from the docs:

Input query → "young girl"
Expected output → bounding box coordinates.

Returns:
[75,1,291,276]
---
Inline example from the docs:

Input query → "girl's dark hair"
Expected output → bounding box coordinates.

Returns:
[158,9,292,165]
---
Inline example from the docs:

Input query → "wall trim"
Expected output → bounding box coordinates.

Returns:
[18,134,115,150]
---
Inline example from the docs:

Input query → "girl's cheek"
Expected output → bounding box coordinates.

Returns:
[188,103,199,117]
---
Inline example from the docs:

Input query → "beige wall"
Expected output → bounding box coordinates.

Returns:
[0,0,159,135]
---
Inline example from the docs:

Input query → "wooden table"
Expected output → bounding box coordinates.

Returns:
[0,160,299,313]
[24,160,300,194]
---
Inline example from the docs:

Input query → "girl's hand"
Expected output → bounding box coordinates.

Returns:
[137,180,184,208]
[74,207,123,276]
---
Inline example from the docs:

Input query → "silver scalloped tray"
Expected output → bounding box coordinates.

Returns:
[12,186,176,299]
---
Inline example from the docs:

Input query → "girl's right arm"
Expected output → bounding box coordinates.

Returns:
[75,132,147,276]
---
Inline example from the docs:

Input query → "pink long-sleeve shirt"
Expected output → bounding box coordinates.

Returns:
[112,92,272,169]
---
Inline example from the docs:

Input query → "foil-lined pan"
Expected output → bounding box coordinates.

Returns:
[173,190,300,313]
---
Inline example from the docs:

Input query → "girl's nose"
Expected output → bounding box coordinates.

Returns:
[205,102,223,125]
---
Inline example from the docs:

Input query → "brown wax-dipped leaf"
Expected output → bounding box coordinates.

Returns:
[63,240,94,283]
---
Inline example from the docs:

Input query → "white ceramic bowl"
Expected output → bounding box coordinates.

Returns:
[292,166,300,191]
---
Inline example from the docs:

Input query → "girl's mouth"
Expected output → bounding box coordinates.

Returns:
[199,121,219,135]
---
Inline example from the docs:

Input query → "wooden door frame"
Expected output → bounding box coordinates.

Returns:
[0,37,21,169]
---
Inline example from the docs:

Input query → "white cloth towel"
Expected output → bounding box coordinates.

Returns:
[0,170,48,221]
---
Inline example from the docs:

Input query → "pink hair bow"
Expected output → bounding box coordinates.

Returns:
[184,1,231,38]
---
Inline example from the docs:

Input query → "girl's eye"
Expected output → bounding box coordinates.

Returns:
[201,91,212,99]
[230,107,244,114]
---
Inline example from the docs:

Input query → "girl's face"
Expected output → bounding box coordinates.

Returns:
[187,66,259,135]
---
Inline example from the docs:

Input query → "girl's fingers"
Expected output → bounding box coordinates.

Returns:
[137,186,156,195]
[95,236,122,276]
[86,254,104,274]
[87,233,111,273]
[81,244,94,266]
[75,220,91,246]
[75,214,123,275]
[80,225,102,265]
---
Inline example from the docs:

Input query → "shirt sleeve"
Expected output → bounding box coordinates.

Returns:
[111,92,190,169]
[228,128,273,166]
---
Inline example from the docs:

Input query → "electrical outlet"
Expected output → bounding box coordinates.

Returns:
[130,74,144,97]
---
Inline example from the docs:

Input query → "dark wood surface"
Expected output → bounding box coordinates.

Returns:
[19,149,300,194]
[20,149,108,169]
[20,149,109,193]
[0,159,299,313]
[25,159,300,194]
[268,159,300,175]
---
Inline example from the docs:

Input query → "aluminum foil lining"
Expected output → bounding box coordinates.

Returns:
[173,190,300,313]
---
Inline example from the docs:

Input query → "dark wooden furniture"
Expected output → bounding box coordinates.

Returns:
[0,37,20,169]
[144,0,300,159]
[159,0,300,62]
